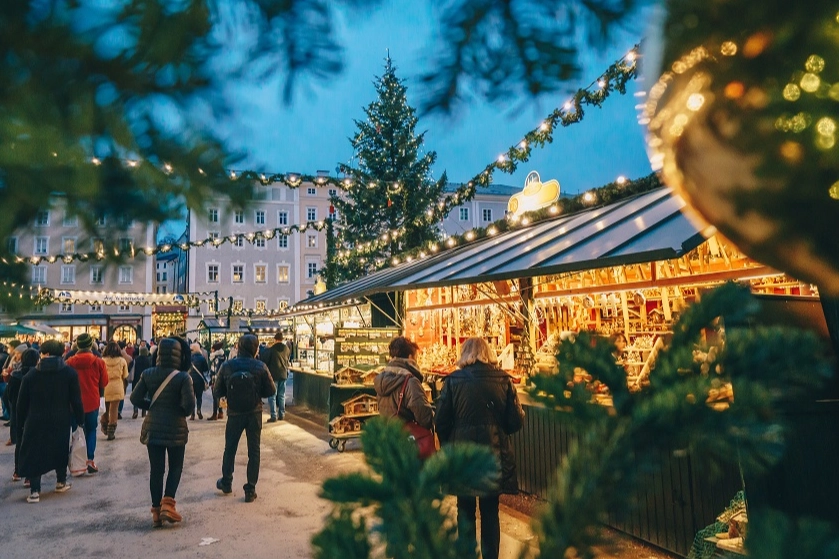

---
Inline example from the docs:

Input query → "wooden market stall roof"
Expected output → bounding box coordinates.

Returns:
[294,187,712,309]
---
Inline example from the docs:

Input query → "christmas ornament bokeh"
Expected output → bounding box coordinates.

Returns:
[644,2,839,294]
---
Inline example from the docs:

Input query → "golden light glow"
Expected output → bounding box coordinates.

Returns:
[829,181,839,199]
[720,41,737,56]
[686,93,706,112]
[800,73,820,93]
[805,55,826,73]
[816,117,836,136]
[783,84,801,101]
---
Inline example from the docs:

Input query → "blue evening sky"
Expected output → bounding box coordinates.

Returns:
[221,2,652,196]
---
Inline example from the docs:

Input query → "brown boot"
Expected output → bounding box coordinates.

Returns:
[151,506,163,528]
[160,496,182,523]
[107,424,116,441]
[218,409,223,419]
[207,413,217,421]
[190,413,195,421]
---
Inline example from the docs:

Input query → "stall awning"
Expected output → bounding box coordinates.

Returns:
[295,188,711,308]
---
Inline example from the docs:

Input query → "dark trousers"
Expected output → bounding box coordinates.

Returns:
[147,444,185,508]
[457,495,500,559]
[194,390,203,414]
[30,470,68,493]
[221,412,261,491]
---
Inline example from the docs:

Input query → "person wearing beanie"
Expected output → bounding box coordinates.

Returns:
[17,340,84,502]
[188,344,209,420]
[66,334,108,474]
[131,346,153,419]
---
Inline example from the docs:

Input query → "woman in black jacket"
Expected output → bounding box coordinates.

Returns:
[16,340,85,503]
[130,337,195,527]
[435,337,525,559]
[131,346,153,419]
[8,348,39,481]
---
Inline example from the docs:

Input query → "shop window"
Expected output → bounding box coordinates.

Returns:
[119,266,133,284]
[255,264,267,283]
[277,265,290,283]
[278,211,288,226]
[234,210,245,224]
[278,235,288,249]
[459,207,469,221]
[482,208,493,222]
[35,210,50,226]
[34,237,48,255]
[255,210,266,225]
[32,266,47,284]
[232,264,244,283]
[207,264,219,283]
[208,208,219,223]
[90,266,103,285]
[61,265,76,284]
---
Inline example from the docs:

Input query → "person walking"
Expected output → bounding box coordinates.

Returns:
[260,333,290,422]
[8,348,38,481]
[374,336,434,430]
[66,333,108,474]
[213,335,275,502]
[102,342,129,441]
[131,346,153,419]
[434,337,525,559]
[188,344,209,420]
[16,340,85,503]
[207,342,226,421]
[130,337,195,527]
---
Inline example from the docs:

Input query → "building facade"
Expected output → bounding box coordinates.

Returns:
[8,199,155,344]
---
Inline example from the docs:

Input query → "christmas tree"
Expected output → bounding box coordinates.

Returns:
[326,57,447,285]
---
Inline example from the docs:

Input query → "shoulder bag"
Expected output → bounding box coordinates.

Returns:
[396,375,438,461]
[140,370,179,445]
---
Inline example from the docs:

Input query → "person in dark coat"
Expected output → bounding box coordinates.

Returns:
[16,340,85,503]
[374,336,434,429]
[130,337,195,527]
[188,344,209,420]
[260,333,290,422]
[8,348,39,480]
[131,346,153,419]
[435,337,525,559]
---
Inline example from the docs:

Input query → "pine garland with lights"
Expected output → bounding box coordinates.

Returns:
[324,57,447,284]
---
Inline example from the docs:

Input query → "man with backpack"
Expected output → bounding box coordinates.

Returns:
[213,335,275,502]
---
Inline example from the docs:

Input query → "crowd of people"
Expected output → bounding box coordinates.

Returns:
[0,331,289,521]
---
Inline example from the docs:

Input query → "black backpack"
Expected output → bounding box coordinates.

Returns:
[226,369,260,412]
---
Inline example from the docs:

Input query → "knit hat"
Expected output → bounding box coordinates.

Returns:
[76,333,94,350]
[40,339,65,357]
[14,343,28,354]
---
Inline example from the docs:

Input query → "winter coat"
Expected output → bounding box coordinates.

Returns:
[8,365,32,444]
[213,355,275,416]
[130,339,195,447]
[132,354,152,382]
[261,341,290,382]
[103,356,129,401]
[16,357,84,478]
[435,362,525,494]
[66,351,109,413]
[374,358,434,430]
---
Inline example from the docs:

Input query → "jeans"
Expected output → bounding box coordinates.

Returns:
[30,470,67,493]
[457,495,500,559]
[221,412,261,491]
[267,378,287,419]
[83,410,99,460]
[147,444,185,508]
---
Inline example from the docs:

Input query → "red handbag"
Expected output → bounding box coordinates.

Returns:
[397,375,438,460]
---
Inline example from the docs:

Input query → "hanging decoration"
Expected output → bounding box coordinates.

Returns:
[36,289,216,308]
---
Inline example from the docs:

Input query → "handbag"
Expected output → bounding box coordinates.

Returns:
[140,370,179,445]
[396,375,438,461]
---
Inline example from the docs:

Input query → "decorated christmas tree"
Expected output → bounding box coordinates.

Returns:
[325,57,447,285]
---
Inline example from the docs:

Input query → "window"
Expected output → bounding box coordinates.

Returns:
[207,264,219,283]
[92,238,104,254]
[157,285,167,294]
[255,299,267,313]
[90,266,103,284]
[34,237,48,255]
[307,262,318,279]
[278,211,288,226]
[207,299,217,314]
[208,208,219,223]
[232,264,244,283]
[60,303,74,314]
[232,299,244,313]
[118,304,131,313]
[234,210,245,224]
[35,210,50,226]
[482,208,493,222]
[307,187,316,195]
[277,265,290,283]
[278,235,288,249]
[61,265,76,284]
[306,207,317,221]
[459,207,469,221]
[234,236,244,248]
[89,304,102,313]
[119,238,133,254]
[156,272,161,282]
[255,264,266,283]
[63,213,78,227]
[255,210,265,225]
[96,215,106,226]
[7,237,17,255]
[161,271,167,281]
[328,188,337,196]
[255,237,266,249]
[307,234,318,248]
[119,266,133,284]
[278,299,289,311]
[63,237,76,254]
[32,266,46,284]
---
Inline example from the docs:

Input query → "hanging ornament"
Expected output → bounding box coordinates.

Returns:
[387,198,393,208]
[644,2,839,293]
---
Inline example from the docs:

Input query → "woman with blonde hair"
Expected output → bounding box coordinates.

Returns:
[435,337,525,559]
[102,341,129,440]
